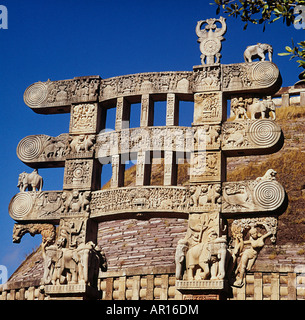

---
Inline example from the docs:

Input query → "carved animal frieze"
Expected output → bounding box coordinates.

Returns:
[222,119,282,155]
[9,190,92,222]
[221,170,286,215]
[68,134,95,159]
[189,184,221,211]
[17,134,69,166]
[62,190,91,215]
[247,96,276,120]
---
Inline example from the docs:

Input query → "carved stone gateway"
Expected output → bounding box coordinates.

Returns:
[9,17,286,300]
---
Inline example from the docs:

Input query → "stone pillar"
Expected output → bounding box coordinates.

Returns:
[136,151,151,186]
[281,93,290,108]
[166,93,179,126]
[300,91,305,107]
[111,154,125,188]
[140,94,154,127]
[115,97,131,130]
[164,151,177,186]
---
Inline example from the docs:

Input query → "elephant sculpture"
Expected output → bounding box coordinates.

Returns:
[184,235,227,281]
[17,169,43,192]
[41,243,59,285]
[244,43,273,63]
[41,237,107,286]
[76,242,107,286]
[175,239,188,280]
[247,98,276,120]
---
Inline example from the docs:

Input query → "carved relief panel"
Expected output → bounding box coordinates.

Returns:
[193,92,223,124]
[63,159,94,190]
[190,152,224,182]
[192,65,221,92]
[69,103,99,134]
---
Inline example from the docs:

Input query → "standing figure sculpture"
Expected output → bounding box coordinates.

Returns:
[234,227,271,287]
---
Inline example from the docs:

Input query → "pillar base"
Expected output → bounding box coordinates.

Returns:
[176,280,229,300]
[43,284,100,300]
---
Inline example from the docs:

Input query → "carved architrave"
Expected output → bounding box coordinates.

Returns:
[222,61,281,94]
[90,186,189,217]
[9,191,62,222]
[222,120,282,155]
[17,134,69,166]
[9,190,93,222]
[221,176,285,215]
[193,92,223,124]
[23,77,101,113]
[100,71,193,101]
[96,126,196,159]
[63,159,94,190]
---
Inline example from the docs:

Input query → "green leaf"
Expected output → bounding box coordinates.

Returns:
[274,8,282,15]
[285,46,292,52]
[278,52,292,56]
[297,60,305,66]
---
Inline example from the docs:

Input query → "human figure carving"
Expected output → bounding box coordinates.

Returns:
[234,227,271,287]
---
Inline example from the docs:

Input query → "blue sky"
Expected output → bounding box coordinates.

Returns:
[0,0,304,278]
